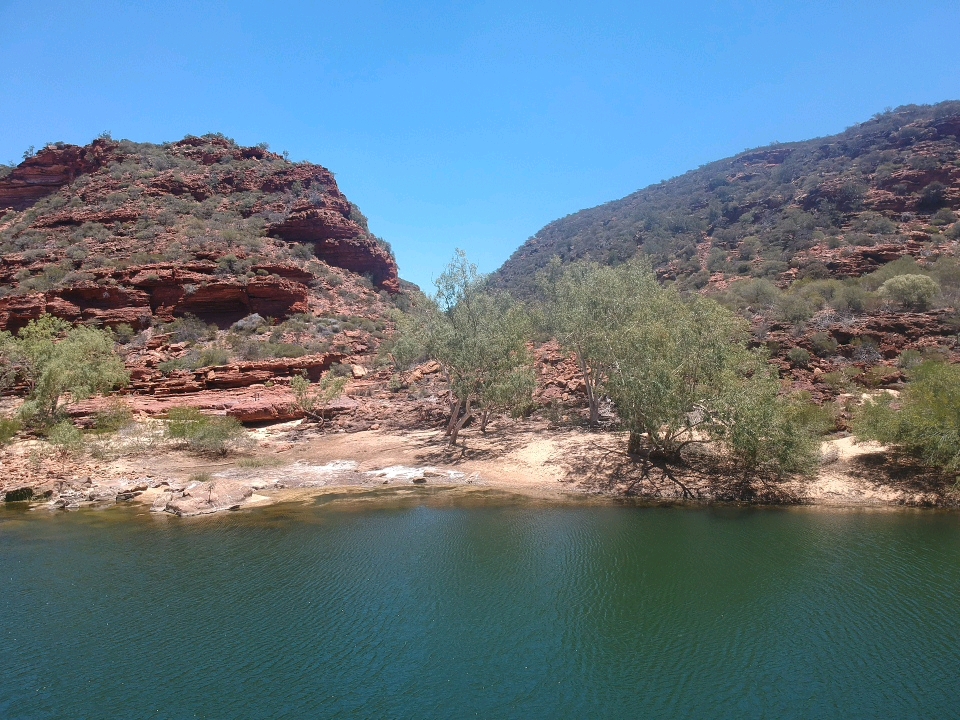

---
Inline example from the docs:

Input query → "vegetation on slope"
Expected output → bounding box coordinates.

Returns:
[495,101,960,295]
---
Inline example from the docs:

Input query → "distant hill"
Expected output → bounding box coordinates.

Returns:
[0,134,414,420]
[494,101,960,295]
[0,134,401,332]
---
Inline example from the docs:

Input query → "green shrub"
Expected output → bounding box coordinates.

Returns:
[113,323,136,344]
[198,347,230,367]
[328,363,353,378]
[862,257,923,290]
[732,278,780,308]
[854,360,960,472]
[160,315,216,344]
[879,274,940,311]
[720,385,830,475]
[897,349,923,370]
[829,283,874,314]
[93,403,134,433]
[0,417,21,444]
[47,421,84,456]
[860,365,900,388]
[787,347,811,368]
[809,332,839,357]
[776,294,816,325]
[269,343,307,358]
[822,367,861,393]
[164,408,244,455]
[0,315,129,426]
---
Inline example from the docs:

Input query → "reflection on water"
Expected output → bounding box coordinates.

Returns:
[2,494,959,719]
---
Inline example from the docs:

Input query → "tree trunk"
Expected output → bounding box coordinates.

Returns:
[445,399,463,435]
[627,430,645,455]
[479,409,490,433]
[577,355,600,426]
[449,400,473,445]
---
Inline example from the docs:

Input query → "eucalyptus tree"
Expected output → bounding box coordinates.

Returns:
[394,250,535,444]
[536,258,632,425]
[540,257,823,472]
[0,315,129,426]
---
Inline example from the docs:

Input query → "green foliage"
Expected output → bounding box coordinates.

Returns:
[0,417,21,444]
[787,347,811,368]
[113,323,136,344]
[47,421,85,456]
[327,363,354,378]
[714,372,828,474]
[861,256,924,290]
[159,315,217,344]
[535,257,631,425]
[92,402,134,433]
[731,278,781,308]
[537,258,825,472]
[775,294,817,326]
[164,407,244,455]
[0,315,129,425]
[394,250,535,442]
[158,346,230,374]
[854,361,960,472]
[290,373,347,424]
[595,264,748,456]
[809,332,839,357]
[878,274,940,311]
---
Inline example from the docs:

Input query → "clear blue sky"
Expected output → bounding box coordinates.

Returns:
[2,1,959,290]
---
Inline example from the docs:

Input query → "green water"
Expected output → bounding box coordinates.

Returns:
[2,493,959,719]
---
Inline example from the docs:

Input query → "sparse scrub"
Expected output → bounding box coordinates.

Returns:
[290,373,347,426]
[164,408,245,455]
[47,420,85,456]
[0,417,21,444]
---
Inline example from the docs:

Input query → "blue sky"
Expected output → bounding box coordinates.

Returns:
[2,0,959,290]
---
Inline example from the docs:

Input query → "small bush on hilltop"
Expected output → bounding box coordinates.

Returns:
[854,360,960,473]
[164,407,244,455]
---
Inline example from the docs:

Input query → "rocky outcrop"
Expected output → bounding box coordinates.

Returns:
[0,264,313,331]
[0,136,400,298]
[0,140,117,211]
[267,201,400,292]
[158,479,254,516]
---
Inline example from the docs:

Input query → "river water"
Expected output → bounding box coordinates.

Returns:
[2,491,959,719]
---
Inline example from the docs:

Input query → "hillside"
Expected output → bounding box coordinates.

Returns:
[493,102,960,409]
[495,101,960,295]
[0,134,411,422]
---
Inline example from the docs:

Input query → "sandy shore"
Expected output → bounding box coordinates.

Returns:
[2,417,955,516]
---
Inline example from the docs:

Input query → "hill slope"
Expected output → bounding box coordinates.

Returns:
[495,101,960,294]
[0,134,411,422]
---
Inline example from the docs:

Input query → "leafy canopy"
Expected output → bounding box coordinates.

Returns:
[393,250,535,441]
[0,315,129,425]
[854,360,960,472]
